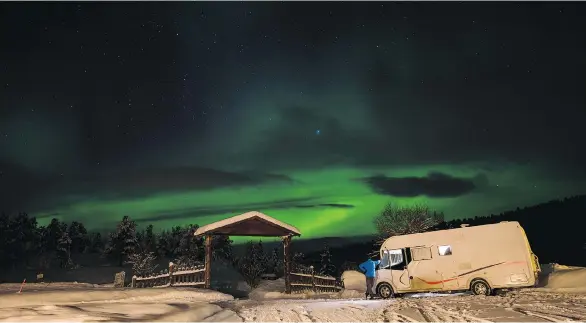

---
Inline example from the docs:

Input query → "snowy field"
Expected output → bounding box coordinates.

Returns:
[0,265,585,322]
[228,289,586,322]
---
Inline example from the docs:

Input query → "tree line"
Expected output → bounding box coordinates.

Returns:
[0,214,229,271]
[0,213,336,287]
[3,195,582,286]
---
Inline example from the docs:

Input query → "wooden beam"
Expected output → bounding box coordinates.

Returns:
[283,235,292,294]
[204,234,212,289]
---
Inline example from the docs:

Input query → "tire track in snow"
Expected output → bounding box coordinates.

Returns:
[234,289,586,322]
[514,306,584,322]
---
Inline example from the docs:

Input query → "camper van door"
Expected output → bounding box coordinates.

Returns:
[378,249,411,291]
[408,246,443,291]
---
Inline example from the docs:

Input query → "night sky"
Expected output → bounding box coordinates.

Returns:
[1,2,585,240]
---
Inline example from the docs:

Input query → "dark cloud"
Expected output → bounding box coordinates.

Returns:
[361,172,485,198]
[131,198,353,223]
[78,166,292,192]
[294,203,355,209]
[7,166,293,214]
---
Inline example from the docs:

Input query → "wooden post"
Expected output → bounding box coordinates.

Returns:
[17,279,26,294]
[169,262,175,286]
[204,234,212,289]
[131,275,137,288]
[283,235,292,294]
[310,265,316,293]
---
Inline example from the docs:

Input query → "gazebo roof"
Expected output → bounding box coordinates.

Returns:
[193,211,301,237]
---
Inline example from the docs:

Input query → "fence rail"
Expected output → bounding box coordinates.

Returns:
[290,266,343,293]
[131,263,205,288]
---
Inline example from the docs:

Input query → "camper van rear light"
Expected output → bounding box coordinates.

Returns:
[509,273,529,284]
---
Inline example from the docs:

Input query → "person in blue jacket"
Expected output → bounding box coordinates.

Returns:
[359,257,381,299]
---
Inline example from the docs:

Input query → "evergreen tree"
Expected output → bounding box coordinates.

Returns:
[319,243,336,276]
[156,229,174,259]
[68,221,88,254]
[175,225,203,266]
[56,223,74,268]
[143,224,157,253]
[85,232,104,253]
[46,218,64,252]
[268,247,283,277]
[36,225,52,270]
[103,216,138,266]
[136,229,144,248]
[36,217,64,269]
[292,251,306,272]
[0,213,9,268]
[6,213,39,267]
[211,235,232,262]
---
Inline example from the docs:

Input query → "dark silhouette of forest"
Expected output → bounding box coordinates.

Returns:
[435,195,586,267]
[0,214,235,283]
[0,213,329,286]
[1,195,585,284]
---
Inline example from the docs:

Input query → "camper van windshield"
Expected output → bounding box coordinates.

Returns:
[381,251,390,268]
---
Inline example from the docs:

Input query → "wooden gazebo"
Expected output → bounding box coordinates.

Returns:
[193,211,301,293]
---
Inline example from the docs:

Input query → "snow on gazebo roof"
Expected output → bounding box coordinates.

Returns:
[193,211,301,237]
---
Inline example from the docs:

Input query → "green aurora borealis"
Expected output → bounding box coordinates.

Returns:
[31,163,584,243]
[2,3,586,244]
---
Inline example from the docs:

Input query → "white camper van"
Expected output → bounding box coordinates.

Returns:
[375,221,541,298]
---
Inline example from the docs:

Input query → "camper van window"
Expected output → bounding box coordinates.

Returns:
[438,245,452,256]
[389,249,403,266]
[411,247,433,261]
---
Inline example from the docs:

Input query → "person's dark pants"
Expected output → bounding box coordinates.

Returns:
[365,277,375,298]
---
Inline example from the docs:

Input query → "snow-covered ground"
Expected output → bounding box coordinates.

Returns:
[1,265,585,322]
[0,287,238,322]
[231,289,586,322]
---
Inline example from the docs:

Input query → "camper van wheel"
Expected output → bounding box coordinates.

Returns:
[377,283,394,299]
[470,279,492,296]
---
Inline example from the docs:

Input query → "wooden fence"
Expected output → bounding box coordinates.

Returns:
[131,262,205,288]
[290,265,343,293]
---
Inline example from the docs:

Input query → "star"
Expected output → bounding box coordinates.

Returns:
[316,129,321,135]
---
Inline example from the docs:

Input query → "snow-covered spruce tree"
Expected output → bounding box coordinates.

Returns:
[319,243,336,277]
[67,221,88,254]
[143,224,157,253]
[174,225,203,266]
[292,251,311,273]
[268,247,283,277]
[85,232,104,254]
[56,223,74,269]
[211,235,233,263]
[103,216,138,266]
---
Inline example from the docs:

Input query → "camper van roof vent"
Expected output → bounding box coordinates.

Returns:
[460,224,470,228]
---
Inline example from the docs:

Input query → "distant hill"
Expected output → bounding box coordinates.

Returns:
[301,195,586,270]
